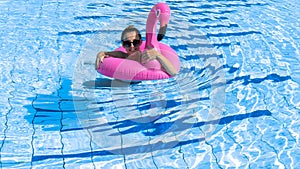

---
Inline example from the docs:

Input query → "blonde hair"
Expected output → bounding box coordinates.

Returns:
[121,25,142,41]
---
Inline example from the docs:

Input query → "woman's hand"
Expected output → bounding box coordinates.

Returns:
[95,51,108,70]
[141,47,159,64]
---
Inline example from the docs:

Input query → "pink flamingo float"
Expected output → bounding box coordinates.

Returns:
[97,2,180,81]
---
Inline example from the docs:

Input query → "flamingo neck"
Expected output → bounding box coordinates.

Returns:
[145,10,159,49]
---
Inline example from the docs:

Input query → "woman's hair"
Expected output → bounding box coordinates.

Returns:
[121,25,142,40]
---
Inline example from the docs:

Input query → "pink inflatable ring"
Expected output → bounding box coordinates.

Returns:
[97,2,180,81]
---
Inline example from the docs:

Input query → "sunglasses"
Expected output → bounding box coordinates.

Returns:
[122,39,141,48]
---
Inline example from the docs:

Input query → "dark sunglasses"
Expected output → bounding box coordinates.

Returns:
[122,39,141,48]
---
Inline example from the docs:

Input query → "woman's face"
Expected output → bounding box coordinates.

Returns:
[122,31,141,56]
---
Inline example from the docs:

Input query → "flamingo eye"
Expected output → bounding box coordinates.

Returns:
[156,9,161,17]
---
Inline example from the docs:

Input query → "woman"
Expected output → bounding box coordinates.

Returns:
[95,25,178,76]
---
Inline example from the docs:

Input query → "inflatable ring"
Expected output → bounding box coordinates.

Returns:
[97,2,180,81]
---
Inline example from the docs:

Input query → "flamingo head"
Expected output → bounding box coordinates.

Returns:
[146,3,171,48]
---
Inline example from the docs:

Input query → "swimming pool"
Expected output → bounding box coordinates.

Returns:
[1,0,300,168]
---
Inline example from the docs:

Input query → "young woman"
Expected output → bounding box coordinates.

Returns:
[95,25,178,76]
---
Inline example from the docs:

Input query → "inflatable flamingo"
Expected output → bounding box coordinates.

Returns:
[97,2,180,81]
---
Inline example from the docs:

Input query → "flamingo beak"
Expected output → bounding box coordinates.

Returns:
[157,24,167,41]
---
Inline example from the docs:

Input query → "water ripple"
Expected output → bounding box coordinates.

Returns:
[1,0,300,168]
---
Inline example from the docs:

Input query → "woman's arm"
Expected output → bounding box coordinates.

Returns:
[95,51,128,70]
[156,52,178,76]
[105,51,128,58]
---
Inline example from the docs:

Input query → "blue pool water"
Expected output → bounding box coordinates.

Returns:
[1,0,300,168]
